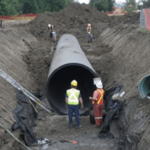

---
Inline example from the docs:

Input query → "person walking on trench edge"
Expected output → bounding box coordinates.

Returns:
[65,80,84,128]
[89,81,105,127]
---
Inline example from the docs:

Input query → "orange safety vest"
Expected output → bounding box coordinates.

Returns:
[92,89,104,105]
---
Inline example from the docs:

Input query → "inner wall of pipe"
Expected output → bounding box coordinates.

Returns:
[139,75,150,99]
[47,64,97,115]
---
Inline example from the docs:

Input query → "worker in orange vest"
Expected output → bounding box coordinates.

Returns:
[87,23,92,43]
[89,81,105,127]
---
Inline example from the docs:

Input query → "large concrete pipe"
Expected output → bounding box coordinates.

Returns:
[46,34,97,115]
[139,75,150,99]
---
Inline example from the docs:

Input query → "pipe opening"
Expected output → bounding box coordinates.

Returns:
[46,63,97,115]
[139,75,150,99]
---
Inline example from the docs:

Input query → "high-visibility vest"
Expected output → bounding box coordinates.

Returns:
[92,89,104,105]
[67,88,80,105]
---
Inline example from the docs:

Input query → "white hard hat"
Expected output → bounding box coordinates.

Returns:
[48,24,51,27]
[88,23,91,27]
[96,81,103,89]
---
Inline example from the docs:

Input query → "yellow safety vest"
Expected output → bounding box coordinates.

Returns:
[67,88,80,105]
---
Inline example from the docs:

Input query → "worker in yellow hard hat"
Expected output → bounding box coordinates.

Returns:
[65,80,83,128]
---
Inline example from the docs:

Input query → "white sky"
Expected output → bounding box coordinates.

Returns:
[78,0,139,4]
[78,0,90,4]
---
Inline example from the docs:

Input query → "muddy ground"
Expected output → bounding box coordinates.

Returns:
[0,3,150,150]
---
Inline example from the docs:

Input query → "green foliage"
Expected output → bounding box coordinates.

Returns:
[0,0,8,15]
[137,27,150,33]
[42,0,72,12]
[0,0,73,15]
[89,0,114,12]
[125,0,137,12]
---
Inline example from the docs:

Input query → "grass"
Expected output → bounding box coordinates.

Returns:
[137,27,150,33]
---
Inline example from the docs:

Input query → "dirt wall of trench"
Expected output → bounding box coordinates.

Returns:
[100,24,150,150]
[0,24,37,150]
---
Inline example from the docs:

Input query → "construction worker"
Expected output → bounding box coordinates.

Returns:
[48,24,54,39]
[65,80,83,128]
[87,23,92,43]
[89,81,105,127]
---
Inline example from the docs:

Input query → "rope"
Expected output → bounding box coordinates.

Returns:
[0,123,32,150]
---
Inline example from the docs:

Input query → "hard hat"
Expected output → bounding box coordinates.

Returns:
[48,24,51,27]
[87,23,91,27]
[71,80,78,87]
[96,81,103,89]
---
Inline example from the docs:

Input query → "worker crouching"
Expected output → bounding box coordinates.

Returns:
[89,81,105,127]
[65,80,83,128]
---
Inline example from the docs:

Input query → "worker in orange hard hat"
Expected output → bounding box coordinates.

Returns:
[87,23,92,43]
[65,80,83,128]
[89,81,105,127]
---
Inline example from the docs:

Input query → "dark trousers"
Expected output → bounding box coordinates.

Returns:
[68,105,80,127]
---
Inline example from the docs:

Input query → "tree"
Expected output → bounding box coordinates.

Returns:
[108,0,114,11]
[140,0,150,8]
[0,0,73,15]
[0,0,8,15]
[43,0,73,12]
[90,0,114,12]
[125,0,137,12]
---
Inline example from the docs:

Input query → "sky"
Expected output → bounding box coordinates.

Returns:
[78,0,90,4]
[78,0,139,4]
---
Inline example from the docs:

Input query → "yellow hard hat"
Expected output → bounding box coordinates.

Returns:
[71,80,78,86]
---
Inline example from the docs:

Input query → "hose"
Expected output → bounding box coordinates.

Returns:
[0,123,32,150]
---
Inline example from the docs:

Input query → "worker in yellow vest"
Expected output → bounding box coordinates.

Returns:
[65,80,83,128]
[89,81,105,127]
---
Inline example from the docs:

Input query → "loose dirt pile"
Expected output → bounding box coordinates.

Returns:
[0,2,150,150]
[110,12,140,25]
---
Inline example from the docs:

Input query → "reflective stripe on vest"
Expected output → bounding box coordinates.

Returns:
[97,89,104,104]
[67,89,80,105]
[95,117,102,119]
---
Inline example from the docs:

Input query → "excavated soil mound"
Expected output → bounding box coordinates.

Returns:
[29,3,111,40]
[111,12,140,25]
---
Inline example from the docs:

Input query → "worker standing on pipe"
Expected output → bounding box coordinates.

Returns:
[87,23,92,43]
[89,81,105,127]
[65,80,83,128]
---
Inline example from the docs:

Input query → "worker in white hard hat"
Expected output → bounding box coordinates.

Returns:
[48,24,51,29]
[48,24,54,40]
[87,23,92,43]
[65,80,83,128]
[89,81,105,127]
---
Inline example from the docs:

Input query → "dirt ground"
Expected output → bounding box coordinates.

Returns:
[0,3,150,150]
